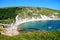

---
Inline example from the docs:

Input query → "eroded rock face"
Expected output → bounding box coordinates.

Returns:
[1,24,19,36]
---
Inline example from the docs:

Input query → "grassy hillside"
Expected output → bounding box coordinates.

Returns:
[0,30,60,40]
[0,7,60,24]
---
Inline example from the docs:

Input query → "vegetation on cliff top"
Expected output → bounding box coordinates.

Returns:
[0,7,60,24]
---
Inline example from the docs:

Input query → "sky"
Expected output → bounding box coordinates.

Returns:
[0,0,60,10]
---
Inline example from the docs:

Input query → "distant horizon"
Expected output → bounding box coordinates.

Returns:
[0,6,60,10]
[0,0,60,10]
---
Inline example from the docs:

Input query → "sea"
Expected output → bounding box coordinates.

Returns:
[18,20,60,32]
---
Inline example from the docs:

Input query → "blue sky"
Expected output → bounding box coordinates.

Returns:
[0,0,60,10]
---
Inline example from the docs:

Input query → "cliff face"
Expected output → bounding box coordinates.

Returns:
[15,7,60,20]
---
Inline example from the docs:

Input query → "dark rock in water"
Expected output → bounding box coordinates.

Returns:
[27,28,39,30]
[18,28,39,32]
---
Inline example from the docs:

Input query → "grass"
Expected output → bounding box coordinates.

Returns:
[0,30,60,40]
[0,19,13,24]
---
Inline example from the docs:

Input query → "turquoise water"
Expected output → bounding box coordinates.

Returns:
[18,20,60,31]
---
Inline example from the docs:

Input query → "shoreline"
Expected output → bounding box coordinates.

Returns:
[15,15,60,25]
[15,18,60,25]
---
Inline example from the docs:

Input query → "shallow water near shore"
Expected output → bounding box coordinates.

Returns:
[18,20,60,32]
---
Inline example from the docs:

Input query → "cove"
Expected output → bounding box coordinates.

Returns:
[18,20,60,32]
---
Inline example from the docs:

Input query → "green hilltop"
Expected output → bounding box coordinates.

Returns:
[0,7,60,24]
